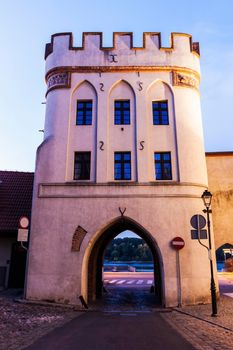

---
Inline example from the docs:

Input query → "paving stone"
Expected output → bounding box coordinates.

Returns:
[162,295,233,349]
[0,290,78,350]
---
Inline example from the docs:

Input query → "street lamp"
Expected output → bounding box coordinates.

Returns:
[201,189,217,317]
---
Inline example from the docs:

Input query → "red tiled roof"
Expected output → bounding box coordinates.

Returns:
[0,171,34,231]
[206,151,233,157]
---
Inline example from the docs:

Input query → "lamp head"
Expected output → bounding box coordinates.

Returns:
[202,189,212,208]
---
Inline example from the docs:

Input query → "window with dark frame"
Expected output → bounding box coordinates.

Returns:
[74,152,91,180]
[76,100,92,125]
[154,152,172,180]
[114,100,130,125]
[114,152,131,180]
[152,100,169,125]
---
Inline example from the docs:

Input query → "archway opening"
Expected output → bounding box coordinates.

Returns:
[216,243,233,272]
[87,217,163,308]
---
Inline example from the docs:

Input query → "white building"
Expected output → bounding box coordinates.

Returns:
[26,32,218,307]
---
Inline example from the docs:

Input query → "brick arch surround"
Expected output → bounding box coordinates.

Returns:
[87,216,164,306]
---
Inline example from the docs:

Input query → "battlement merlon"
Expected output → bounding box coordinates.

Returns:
[44,32,201,76]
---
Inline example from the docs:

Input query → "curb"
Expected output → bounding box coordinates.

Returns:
[15,298,86,311]
[172,307,233,333]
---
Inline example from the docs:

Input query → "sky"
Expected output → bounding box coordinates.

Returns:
[0,0,233,171]
[117,231,139,239]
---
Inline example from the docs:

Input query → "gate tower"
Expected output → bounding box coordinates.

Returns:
[26,32,217,307]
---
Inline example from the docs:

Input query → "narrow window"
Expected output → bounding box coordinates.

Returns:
[114,152,131,180]
[152,100,169,125]
[74,152,91,180]
[76,100,92,125]
[154,152,172,180]
[114,100,130,125]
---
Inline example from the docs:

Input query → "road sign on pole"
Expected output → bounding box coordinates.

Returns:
[17,229,29,242]
[18,216,29,243]
[190,215,207,240]
[190,215,206,230]
[171,237,185,307]
[171,237,185,250]
[19,216,29,229]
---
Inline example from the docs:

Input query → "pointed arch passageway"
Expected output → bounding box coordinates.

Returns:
[86,217,164,309]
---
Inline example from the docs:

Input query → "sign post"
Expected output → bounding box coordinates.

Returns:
[17,216,29,250]
[171,236,185,250]
[171,237,185,307]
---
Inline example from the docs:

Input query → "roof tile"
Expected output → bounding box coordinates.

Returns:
[0,171,34,231]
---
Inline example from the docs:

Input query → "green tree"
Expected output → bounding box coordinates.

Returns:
[104,237,153,262]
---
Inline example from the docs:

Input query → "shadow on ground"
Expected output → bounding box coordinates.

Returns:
[90,286,160,311]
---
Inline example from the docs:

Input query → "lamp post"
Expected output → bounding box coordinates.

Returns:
[201,189,217,317]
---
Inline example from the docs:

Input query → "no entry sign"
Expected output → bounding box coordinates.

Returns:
[18,216,29,242]
[19,216,29,229]
[171,237,185,250]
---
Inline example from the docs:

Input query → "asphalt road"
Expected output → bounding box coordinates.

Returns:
[103,271,154,288]
[104,272,233,295]
[23,273,232,350]
[25,310,194,350]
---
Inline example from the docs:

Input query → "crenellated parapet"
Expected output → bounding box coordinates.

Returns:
[45,32,200,59]
[45,32,200,92]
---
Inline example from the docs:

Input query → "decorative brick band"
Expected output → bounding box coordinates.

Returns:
[46,65,200,81]
[172,71,199,90]
[71,225,87,252]
[46,72,71,95]
[45,67,199,96]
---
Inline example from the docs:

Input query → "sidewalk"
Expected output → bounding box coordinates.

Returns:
[162,295,233,350]
[0,289,77,350]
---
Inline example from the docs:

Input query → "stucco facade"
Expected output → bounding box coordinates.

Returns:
[26,32,218,307]
[206,152,233,250]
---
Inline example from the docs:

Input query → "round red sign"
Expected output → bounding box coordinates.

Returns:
[19,216,29,229]
[171,237,185,250]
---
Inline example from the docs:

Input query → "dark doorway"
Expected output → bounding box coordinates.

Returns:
[88,217,163,308]
[8,243,27,288]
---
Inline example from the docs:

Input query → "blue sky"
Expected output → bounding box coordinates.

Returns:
[117,231,139,239]
[1,0,233,171]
